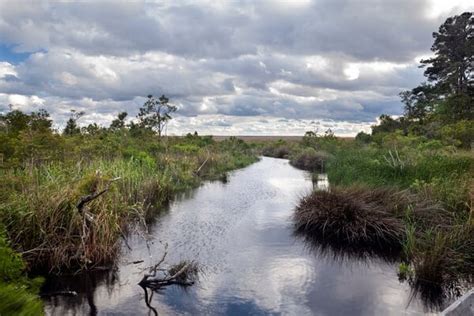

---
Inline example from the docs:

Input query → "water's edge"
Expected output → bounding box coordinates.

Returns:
[42,157,445,315]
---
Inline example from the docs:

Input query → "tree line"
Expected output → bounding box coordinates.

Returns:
[0,94,177,167]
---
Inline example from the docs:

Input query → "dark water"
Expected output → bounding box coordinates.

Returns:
[42,157,444,315]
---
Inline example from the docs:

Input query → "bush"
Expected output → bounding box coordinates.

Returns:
[0,229,43,315]
[289,148,328,172]
[440,120,474,148]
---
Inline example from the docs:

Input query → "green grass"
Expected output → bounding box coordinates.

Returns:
[292,137,473,290]
[0,136,257,272]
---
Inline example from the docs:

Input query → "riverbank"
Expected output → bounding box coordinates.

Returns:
[40,157,437,315]
[0,132,257,314]
[261,134,473,298]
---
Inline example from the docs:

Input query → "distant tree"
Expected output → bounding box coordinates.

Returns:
[371,115,402,135]
[355,131,372,144]
[29,109,52,132]
[324,128,335,138]
[400,84,438,123]
[137,95,177,137]
[63,110,85,135]
[0,109,30,136]
[82,123,102,135]
[110,112,128,130]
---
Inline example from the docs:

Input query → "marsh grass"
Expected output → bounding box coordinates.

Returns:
[294,186,406,250]
[289,148,329,172]
[0,138,257,272]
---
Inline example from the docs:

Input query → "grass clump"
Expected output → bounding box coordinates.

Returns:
[294,186,405,250]
[289,148,328,172]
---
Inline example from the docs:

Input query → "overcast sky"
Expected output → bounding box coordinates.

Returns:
[0,0,473,135]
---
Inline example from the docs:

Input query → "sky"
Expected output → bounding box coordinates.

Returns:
[0,0,473,136]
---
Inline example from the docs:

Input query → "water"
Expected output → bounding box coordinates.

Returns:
[42,157,444,315]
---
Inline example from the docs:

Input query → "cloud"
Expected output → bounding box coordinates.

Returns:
[0,0,472,135]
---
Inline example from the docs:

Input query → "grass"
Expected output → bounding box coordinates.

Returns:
[289,148,328,172]
[294,186,446,251]
[0,136,257,272]
[286,135,473,295]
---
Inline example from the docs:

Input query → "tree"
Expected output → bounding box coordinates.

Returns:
[419,12,473,120]
[421,12,473,95]
[355,131,372,144]
[371,115,402,135]
[137,95,177,137]
[400,84,437,123]
[29,109,52,132]
[0,109,30,136]
[110,112,128,130]
[63,110,85,135]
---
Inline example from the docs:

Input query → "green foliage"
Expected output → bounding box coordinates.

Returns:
[371,114,404,135]
[63,110,85,136]
[439,120,474,148]
[355,131,372,144]
[137,95,177,137]
[0,229,44,316]
[0,284,44,316]
[398,262,413,281]
[289,148,328,172]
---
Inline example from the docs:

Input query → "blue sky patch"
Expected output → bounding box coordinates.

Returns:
[0,44,31,64]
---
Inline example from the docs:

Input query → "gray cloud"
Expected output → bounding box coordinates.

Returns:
[0,0,472,135]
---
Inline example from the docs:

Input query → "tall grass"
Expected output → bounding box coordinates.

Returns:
[294,186,405,249]
[294,141,473,290]
[0,138,257,272]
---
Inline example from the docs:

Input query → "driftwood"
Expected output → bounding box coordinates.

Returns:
[77,176,121,214]
[138,243,198,315]
[194,149,210,176]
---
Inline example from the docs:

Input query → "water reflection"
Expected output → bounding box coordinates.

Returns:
[41,157,456,315]
[311,173,329,191]
[42,268,119,316]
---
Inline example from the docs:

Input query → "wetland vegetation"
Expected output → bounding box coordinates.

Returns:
[263,12,474,304]
[0,10,472,316]
[0,99,257,314]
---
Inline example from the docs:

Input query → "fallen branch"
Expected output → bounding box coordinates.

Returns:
[194,149,210,176]
[138,243,198,290]
[75,174,121,267]
[77,176,121,214]
[138,243,198,315]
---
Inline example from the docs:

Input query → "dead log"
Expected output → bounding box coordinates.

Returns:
[194,149,210,176]
[138,243,198,291]
[77,176,121,214]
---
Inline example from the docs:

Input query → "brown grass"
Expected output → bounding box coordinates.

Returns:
[294,186,406,250]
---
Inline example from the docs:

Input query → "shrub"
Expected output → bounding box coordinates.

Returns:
[0,229,43,315]
[289,148,329,172]
[261,145,290,158]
